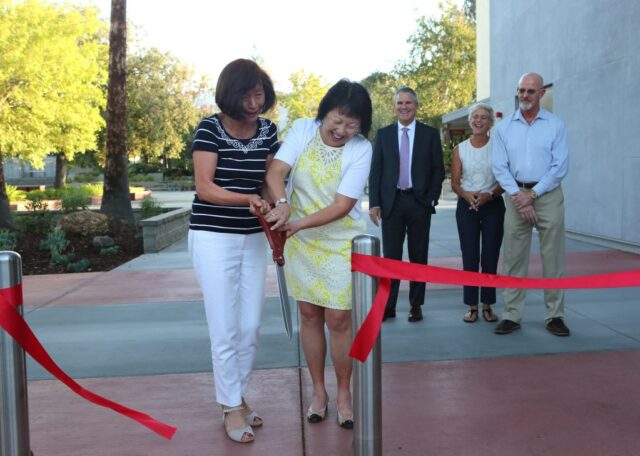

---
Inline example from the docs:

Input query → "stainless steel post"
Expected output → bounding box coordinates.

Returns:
[0,251,31,456]
[351,235,381,456]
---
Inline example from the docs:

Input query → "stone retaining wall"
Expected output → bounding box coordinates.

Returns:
[140,207,190,253]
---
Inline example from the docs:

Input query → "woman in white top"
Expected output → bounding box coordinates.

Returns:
[265,80,372,430]
[451,103,505,323]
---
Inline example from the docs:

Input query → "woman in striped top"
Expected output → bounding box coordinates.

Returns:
[188,59,279,444]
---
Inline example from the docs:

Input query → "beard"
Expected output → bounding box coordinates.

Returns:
[519,101,533,111]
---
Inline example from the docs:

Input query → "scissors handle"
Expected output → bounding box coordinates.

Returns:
[254,203,287,266]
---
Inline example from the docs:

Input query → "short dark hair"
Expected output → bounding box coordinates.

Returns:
[215,59,276,120]
[316,79,372,137]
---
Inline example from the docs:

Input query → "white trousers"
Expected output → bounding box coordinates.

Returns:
[188,229,267,407]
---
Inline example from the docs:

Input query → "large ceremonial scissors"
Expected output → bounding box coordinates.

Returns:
[255,205,293,339]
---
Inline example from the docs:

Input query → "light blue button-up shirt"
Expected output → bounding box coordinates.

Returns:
[492,108,569,196]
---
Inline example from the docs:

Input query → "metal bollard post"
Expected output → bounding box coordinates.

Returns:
[351,235,382,456]
[0,251,31,456]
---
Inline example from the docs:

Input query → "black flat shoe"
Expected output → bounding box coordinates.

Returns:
[408,307,423,322]
[337,411,353,429]
[306,395,329,423]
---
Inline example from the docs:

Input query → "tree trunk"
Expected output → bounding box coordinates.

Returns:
[0,146,15,230]
[54,153,67,188]
[101,0,134,223]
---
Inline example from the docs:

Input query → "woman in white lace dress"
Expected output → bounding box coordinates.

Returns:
[264,80,372,429]
[451,103,505,323]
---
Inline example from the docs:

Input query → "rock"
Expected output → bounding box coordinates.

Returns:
[92,235,115,248]
[58,211,109,237]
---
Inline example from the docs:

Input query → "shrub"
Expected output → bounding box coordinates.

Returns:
[21,192,55,234]
[0,229,17,250]
[25,191,48,211]
[79,183,103,196]
[128,162,162,175]
[61,189,90,213]
[140,196,163,219]
[51,251,76,266]
[15,213,55,235]
[6,185,26,202]
[39,227,90,271]
[40,228,69,254]
[100,246,120,256]
[67,259,91,272]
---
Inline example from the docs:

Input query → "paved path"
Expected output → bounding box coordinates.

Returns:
[19,190,640,455]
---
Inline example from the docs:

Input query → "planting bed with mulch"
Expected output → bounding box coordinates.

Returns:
[16,223,143,275]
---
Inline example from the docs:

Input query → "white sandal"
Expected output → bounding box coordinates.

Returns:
[222,405,254,443]
[242,398,263,427]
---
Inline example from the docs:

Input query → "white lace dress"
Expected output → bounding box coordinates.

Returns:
[284,131,366,310]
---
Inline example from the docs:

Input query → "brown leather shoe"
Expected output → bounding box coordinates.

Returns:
[408,307,423,322]
[494,319,521,334]
[546,318,570,336]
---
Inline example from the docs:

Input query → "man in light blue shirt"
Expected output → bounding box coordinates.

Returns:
[492,72,570,337]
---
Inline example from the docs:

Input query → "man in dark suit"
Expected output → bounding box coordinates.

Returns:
[368,87,445,322]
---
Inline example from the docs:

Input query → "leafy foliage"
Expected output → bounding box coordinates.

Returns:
[279,71,330,136]
[0,229,17,250]
[127,48,206,166]
[395,1,476,127]
[5,185,26,202]
[100,246,120,256]
[66,258,90,272]
[0,0,108,166]
[39,228,70,255]
[60,189,90,213]
[140,196,163,219]
[360,72,398,140]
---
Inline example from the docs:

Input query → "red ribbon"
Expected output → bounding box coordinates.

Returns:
[0,285,177,440]
[349,253,640,362]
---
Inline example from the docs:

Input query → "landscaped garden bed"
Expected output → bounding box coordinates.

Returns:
[3,185,170,275]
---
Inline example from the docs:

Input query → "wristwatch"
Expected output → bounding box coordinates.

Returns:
[275,198,289,207]
[530,189,538,200]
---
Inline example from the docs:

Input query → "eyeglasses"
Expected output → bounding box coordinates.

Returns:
[517,88,539,95]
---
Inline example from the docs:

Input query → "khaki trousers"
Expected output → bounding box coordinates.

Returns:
[501,186,565,323]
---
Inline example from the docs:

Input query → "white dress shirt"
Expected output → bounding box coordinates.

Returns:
[397,119,416,188]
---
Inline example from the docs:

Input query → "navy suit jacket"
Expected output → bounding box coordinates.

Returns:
[369,121,445,218]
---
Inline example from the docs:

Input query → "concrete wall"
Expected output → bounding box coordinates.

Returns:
[489,0,640,250]
[140,207,190,253]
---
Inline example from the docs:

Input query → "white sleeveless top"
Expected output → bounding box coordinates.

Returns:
[459,137,497,193]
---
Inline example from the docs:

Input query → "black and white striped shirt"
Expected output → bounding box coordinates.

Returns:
[189,114,279,234]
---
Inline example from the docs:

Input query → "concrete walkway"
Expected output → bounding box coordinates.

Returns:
[20,191,640,455]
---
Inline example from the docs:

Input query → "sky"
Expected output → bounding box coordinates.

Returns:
[70,0,456,91]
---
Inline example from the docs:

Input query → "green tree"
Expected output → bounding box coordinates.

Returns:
[396,1,476,127]
[127,48,204,169]
[101,0,134,223]
[0,0,108,227]
[279,71,329,136]
[360,72,399,140]
[464,0,476,23]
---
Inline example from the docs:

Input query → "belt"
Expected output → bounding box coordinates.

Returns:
[515,180,538,189]
[396,188,413,194]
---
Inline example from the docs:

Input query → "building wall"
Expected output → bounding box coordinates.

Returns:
[476,0,490,101]
[489,0,640,248]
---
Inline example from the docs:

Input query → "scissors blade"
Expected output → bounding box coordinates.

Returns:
[276,265,293,339]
